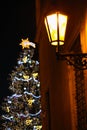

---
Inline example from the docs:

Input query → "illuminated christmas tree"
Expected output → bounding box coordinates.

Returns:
[1,38,42,130]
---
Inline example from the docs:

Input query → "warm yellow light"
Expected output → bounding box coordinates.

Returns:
[44,12,68,46]
[20,38,36,49]
[59,14,67,45]
[45,14,57,46]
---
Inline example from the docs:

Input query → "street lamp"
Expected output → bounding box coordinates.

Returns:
[44,12,87,70]
[44,12,67,49]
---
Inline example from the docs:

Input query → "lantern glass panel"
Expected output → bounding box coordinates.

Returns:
[59,14,67,45]
[45,14,58,46]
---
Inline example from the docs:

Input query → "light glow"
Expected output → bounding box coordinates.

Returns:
[45,14,57,45]
[20,38,36,49]
[59,14,67,45]
[45,12,68,46]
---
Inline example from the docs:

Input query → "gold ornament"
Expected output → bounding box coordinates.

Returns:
[23,74,29,80]
[34,125,42,130]
[23,56,27,63]
[28,99,34,106]
[6,107,10,112]
[32,73,38,78]
[20,38,36,49]
[25,119,32,125]
[20,38,30,49]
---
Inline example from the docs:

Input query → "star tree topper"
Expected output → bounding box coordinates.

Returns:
[20,38,36,49]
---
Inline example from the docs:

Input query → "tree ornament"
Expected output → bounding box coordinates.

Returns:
[6,107,10,113]
[25,119,32,125]
[33,125,42,130]
[20,38,36,49]
[28,99,35,106]
[23,56,27,63]
[32,73,38,78]
[23,74,29,80]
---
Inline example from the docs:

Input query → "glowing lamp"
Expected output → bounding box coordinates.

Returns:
[44,12,68,47]
[44,12,87,70]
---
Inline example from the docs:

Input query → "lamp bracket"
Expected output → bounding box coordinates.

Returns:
[56,53,87,70]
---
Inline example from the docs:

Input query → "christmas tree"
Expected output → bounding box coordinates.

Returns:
[0,38,42,130]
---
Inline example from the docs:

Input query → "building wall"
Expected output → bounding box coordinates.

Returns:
[68,66,77,130]
[36,22,72,129]
[80,8,87,114]
[35,1,87,130]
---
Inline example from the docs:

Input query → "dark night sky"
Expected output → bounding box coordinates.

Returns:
[0,0,36,103]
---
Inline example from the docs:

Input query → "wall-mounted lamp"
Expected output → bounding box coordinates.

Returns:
[44,12,67,48]
[44,12,87,70]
